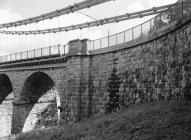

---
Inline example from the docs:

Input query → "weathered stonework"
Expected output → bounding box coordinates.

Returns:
[0,12,191,137]
[87,18,191,114]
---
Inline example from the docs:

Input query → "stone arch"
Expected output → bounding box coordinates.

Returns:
[0,74,13,137]
[11,72,60,134]
[0,74,13,104]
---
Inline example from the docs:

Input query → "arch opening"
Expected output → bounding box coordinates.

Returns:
[0,74,13,138]
[0,74,13,104]
[11,72,60,134]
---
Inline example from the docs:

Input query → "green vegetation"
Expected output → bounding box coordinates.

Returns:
[17,99,191,140]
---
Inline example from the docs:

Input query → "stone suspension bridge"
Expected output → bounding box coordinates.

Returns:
[0,0,191,138]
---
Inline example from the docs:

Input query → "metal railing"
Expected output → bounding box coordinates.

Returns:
[0,0,190,63]
[0,44,69,63]
[89,0,191,50]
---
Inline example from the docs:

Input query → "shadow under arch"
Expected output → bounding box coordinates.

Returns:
[0,74,13,104]
[0,74,13,137]
[11,72,60,135]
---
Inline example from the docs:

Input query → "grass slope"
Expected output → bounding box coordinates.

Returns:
[16,99,191,140]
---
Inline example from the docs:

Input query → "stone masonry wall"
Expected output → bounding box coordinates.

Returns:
[87,20,191,115]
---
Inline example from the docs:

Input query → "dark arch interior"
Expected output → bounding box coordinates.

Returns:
[12,72,58,134]
[21,72,55,103]
[0,74,13,105]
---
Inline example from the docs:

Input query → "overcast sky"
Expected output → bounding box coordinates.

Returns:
[0,0,178,55]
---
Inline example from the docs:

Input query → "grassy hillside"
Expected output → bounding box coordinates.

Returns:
[16,99,191,140]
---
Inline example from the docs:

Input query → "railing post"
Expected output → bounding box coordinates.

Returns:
[34,49,35,58]
[64,45,65,55]
[100,39,102,49]
[124,31,125,43]
[141,24,143,40]
[49,46,51,55]
[58,44,61,54]
[93,40,95,50]
[132,28,134,40]
[116,34,118,45]
[150,20,152,32]
[41,48,43,56]
[108,35,110,47]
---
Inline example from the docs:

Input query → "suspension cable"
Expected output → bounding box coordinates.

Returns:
[0,3,176,35]
[0,0,114,29]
